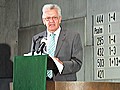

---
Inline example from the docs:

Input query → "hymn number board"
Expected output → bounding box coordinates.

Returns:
[94,11,120,80]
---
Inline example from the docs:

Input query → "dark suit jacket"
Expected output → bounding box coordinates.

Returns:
[31,27,83,81]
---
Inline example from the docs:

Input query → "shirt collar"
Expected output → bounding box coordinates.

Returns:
[47,26,61,36]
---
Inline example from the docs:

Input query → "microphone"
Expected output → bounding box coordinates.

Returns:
[36,37,47,55]
[32,36,43,55]
[36,42,46,54]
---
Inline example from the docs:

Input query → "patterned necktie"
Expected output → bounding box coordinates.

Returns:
[47,33,56,79]
[47,33,56,56]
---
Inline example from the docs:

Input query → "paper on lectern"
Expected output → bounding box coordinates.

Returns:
[49,56,64,74]
[24,52,40,56]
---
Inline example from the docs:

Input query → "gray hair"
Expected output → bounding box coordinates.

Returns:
[42,4,62,18]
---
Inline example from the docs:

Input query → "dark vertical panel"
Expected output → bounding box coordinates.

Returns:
[0,43,13,90]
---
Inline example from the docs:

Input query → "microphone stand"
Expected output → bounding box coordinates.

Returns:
[36,42,46,55]
[32,36,43,55]
[32,39,36,56]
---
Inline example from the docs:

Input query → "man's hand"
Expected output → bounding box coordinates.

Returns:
[52,57,63,65]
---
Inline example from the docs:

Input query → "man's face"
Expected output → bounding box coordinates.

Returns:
[42,9,62,33]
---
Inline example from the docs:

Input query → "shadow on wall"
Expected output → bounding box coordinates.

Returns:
[0,43,13,90]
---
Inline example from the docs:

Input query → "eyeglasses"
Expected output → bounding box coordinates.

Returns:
[44,16,59,21]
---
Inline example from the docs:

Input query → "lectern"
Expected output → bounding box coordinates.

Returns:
[13,55,48,90]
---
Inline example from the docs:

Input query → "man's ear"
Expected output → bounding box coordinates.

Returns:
[59,16,62,24]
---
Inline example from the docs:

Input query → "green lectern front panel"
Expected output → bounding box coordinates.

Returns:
[13,55,47,90]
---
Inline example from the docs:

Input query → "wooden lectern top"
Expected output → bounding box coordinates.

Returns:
[10,81,120,90]
[46,81,120,90]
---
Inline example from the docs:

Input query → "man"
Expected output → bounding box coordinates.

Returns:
[31,4,83,81]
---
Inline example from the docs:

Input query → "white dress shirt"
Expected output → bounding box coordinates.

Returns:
[47,27,61,54]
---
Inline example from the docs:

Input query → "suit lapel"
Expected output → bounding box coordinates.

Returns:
[43,31,47,37]
[54,29,66,56]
